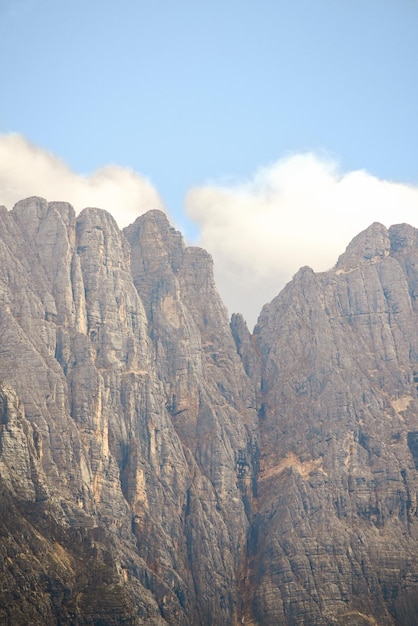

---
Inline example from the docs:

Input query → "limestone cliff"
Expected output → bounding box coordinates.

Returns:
[0,198,258,625]
[1,198,418,625]
[252,222,418,625]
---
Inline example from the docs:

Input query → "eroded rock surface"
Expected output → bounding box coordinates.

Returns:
[1,200,418,625]
[252,222,418,625]
[0,198,258,625]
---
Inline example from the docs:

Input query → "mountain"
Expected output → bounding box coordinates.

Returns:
[0,197,418,625]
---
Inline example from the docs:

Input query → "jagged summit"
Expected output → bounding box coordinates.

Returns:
[336,221,390,270]
[1,197,418,625]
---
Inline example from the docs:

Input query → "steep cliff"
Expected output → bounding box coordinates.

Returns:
[252,222,418,625]
[0,198,258,625]
[1,198,418,625]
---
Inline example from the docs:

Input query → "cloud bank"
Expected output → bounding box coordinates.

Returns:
[0,134,164,227]
[2,134,418,328]
[186,154,418,327]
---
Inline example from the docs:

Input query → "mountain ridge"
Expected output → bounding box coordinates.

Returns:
[1,197,418,625]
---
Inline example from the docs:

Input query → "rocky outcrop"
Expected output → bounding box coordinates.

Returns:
[0,198,258,625]
[1,199,418,625]
[252,222,418,624]
[124,210,259,622]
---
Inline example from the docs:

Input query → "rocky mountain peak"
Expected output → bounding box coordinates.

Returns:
[1,198,418,625]
[389,222,418,252]
[336,221,390,271]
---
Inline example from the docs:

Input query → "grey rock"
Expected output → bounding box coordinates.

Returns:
[252,222,418,624]
[1,200,418,624]
[0,198,258,625]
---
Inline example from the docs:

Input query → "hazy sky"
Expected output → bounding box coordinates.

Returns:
[1,0,418,326]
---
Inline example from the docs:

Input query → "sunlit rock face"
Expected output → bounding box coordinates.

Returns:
[0,197,258,625]
[1,198,418,625]
[252,222,418,625]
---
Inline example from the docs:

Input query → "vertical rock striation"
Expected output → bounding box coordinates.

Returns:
[124,210,259,623]
[252,222,418,625]
[1,199,418,625]
[0,198,258,625]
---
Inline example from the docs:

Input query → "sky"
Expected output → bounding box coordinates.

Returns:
[1,0,418,327]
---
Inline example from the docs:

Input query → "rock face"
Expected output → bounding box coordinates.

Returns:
[1,199,418,625]
[0,198,258,625]
[252,222,418,625]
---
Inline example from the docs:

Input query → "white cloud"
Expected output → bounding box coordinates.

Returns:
[2,135,418,329]
[186,153,418,328]
[0,133,165,226]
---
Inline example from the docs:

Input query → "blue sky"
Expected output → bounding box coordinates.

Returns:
[1,0,418,325]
